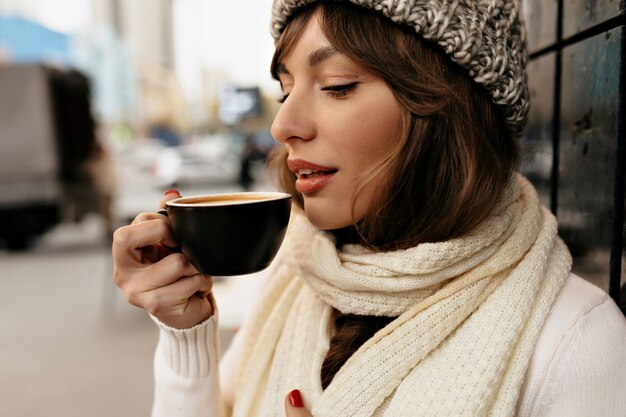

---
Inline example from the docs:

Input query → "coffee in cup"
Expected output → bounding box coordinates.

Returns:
[163,191,292,276]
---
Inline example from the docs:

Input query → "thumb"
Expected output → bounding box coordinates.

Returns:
[284,389,312,417]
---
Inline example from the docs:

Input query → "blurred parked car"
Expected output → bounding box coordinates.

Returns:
[152,133,243,188]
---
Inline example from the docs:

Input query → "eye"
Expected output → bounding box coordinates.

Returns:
[277,93,289,104]
[320,82,359,99]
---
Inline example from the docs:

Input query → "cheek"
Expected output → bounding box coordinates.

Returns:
[351,101,402,211]
[342,102,403,165]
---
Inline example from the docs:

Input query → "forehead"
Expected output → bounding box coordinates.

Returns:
[280,13,332,63]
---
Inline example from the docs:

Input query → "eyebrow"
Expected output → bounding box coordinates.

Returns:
[276,46,339,76]
[308,46,338,66]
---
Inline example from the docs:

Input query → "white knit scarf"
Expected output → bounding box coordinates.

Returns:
[231,174,572,417]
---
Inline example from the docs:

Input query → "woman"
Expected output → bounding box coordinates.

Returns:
[112,1,626,416]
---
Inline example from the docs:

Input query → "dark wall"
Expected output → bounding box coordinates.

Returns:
[521,0,626,313]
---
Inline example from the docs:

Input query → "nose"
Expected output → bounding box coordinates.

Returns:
[271,89,316,145]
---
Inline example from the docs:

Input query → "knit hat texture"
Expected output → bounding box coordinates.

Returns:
[271,0,530,138]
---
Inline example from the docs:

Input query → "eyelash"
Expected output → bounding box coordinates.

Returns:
[278,82,360,103]
[321,82,359,99]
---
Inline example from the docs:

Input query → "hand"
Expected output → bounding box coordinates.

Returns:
[112,190,214,329]
[284,390,312,417]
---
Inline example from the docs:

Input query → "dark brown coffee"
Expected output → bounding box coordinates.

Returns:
[173,193,283,207]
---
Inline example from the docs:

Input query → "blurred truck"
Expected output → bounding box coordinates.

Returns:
[0,64,109,250]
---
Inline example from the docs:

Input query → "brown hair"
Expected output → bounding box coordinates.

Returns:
[269,1,519,389]
[270,1,518,250]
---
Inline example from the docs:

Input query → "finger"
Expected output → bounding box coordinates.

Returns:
[134,274,214,318]
[129,273,212,308]
[130,213,178,262]
[131,211,167,225]
[114,251,196,291]
[132,189,180,225]
[148,291,214,329]
[169,273,213,299]
[141,244,160,264]
[159,188,182,209]
[140,253,202,289]
[284,390,312,417]
[112,219,178,266]
[117,255,203,308]
[181,291,215,325]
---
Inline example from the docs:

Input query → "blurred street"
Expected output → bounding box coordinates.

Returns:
[0,216,155,416]
[0,165,274,416]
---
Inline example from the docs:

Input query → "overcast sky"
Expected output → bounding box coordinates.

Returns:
[173,0,278,102]
[1,0,278,99]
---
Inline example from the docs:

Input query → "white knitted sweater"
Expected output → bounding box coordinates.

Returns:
[151,273,626,417]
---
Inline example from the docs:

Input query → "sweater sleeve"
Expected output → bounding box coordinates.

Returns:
[150,295,226,417]
[517,276,626,417]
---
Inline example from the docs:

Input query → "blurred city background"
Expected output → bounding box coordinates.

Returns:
[0,0,279,415]
[0,0,625,416]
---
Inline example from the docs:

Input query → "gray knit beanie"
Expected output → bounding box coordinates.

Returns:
[270,0,529,138]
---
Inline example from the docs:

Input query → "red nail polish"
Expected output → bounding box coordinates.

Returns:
[288,389,303,408]
[164,189,179,196]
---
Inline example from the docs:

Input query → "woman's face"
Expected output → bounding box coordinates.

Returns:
[271,13,403,230]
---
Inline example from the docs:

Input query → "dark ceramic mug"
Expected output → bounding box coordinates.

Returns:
[160,191,292,276]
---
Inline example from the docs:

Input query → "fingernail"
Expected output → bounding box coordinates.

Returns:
[165,189,180,196]
[288,389,303,408]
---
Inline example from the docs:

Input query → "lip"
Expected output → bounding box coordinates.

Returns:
[287,159,337,174]
[287,159,338,194]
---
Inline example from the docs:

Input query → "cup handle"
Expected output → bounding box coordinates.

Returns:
[157,208,182,254]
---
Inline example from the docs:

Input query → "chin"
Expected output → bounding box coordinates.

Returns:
[303,206,353,231]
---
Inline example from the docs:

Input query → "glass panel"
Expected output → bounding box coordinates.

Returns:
[563,0,624,38]
[558,27,622,292]
[522,0,558,53]
[521,53,555,209]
